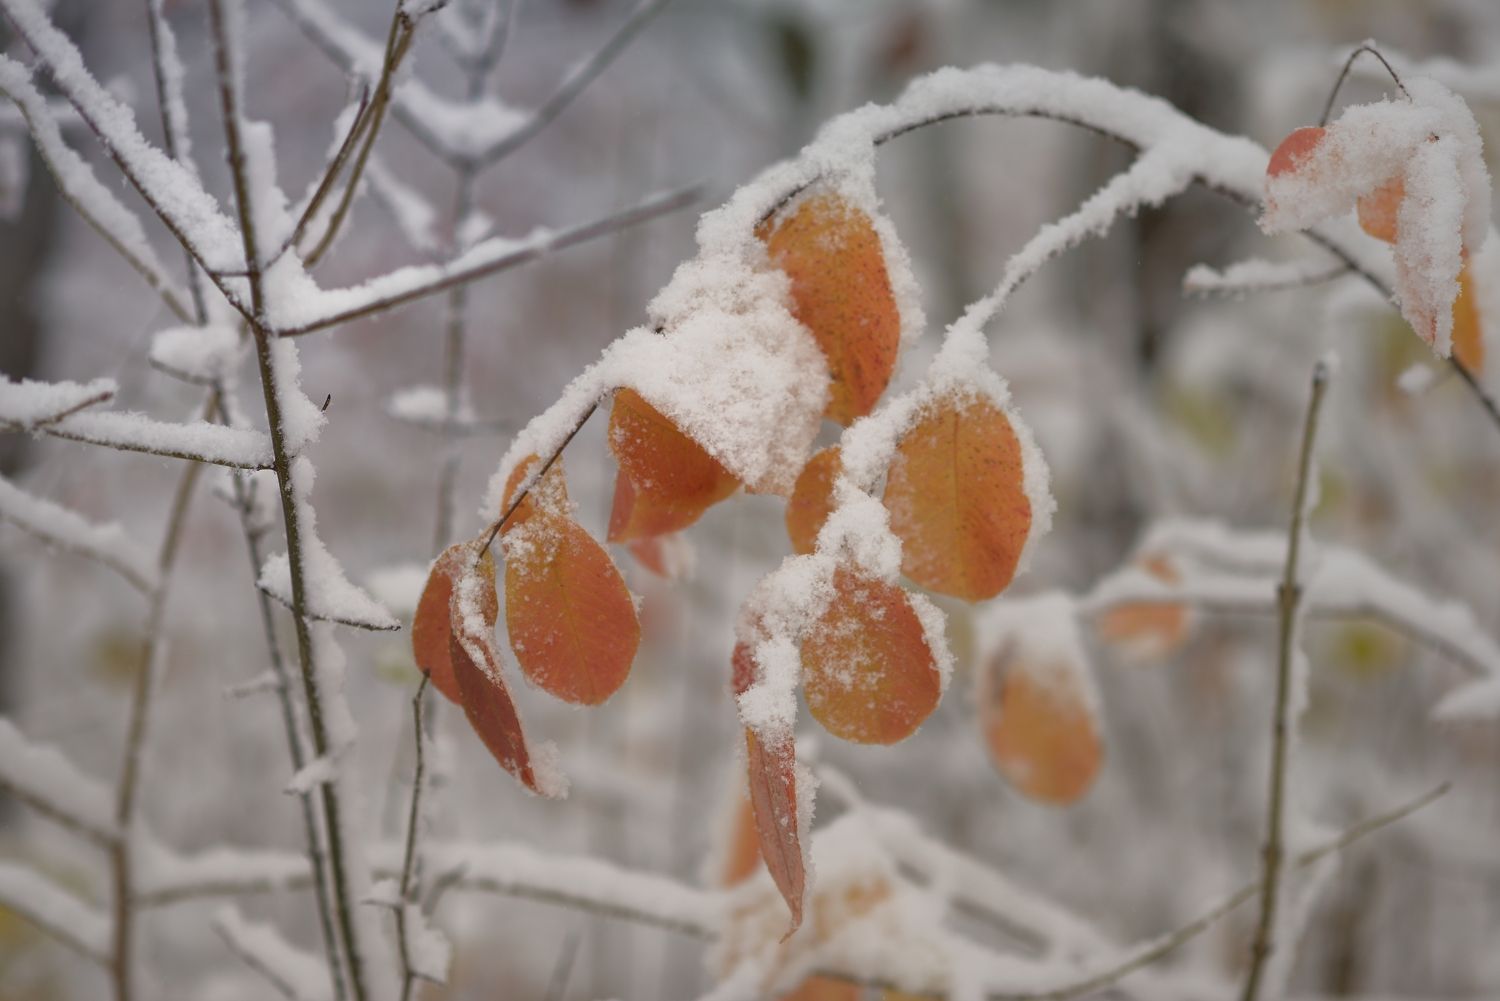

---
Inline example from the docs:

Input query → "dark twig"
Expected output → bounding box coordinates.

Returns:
[476,400,598,560]
[1320,43,1411,127]
[1240,359,1333,1001]
[395,674,431,1001]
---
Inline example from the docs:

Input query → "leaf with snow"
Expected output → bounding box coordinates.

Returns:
[1260,77,1491,355]
[607,387,739,542]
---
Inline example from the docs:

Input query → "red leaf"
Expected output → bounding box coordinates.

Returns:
[607,388,739,542]
[1267,126,1325,178]
[785,446,840,556]
[446,548,559,797]
[733,641,805,932]
[412,542,496,704]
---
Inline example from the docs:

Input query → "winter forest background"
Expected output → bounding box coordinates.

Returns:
[2,0,1500,1000]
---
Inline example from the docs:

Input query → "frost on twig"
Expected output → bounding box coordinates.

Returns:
[0,374,114,428]
[0,860,111,963]
[0,717,118,845]
[0,474,157,593]
[212,906,333,1001]
[1183,256,1351,297]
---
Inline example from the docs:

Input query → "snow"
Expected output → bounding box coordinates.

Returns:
[258,459,398,630]
[0,861,110,960]
[385,385,474,430]
[136,842,312,904]
[0,0,247,272]
[149,325,244,385]
[0,472,158,592]
[0,55,190,316]
[0,716,117,841]
[976,593,1102,716]
[364,562,430,619]
[401,904,451,983]
[1183,255,1347,297]
[146,0,196,174]
[1260,75,1491,356]
[0,374,115,428]
[44,408,275,469]
[211,906,333,1001]
[285,753,339,794]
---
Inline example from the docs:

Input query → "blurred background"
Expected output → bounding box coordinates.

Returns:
[3,0,1500,998]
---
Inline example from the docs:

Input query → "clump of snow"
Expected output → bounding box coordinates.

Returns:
[258,458,398,630]
[0,374,115,428]
[364,562,429,619]
[386,385,474,429]
[149,325,243,385]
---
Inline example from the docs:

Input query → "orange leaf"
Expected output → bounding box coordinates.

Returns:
[980,652,1102,804]
[447,552,555,796]
[1094,554,1190,663]
[1266,126,1325,178]
[504,512,640,705]
[744,725,804,931]
[718,788,764,888]
[625,532,693,579]
[883,393,1031,602]
[1454,260,1486,374]
[785,446,840,555]
[607,388,739,542]
[733,641,806,931]
[760,193,902,425]
[780,978,860,1001]
[1357,175,1404,245]
[801,569,941,744]
[500,452,569,531]
[412,542,496,704]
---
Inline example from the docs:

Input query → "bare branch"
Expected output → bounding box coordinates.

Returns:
[1240,359,1333,1001]
[395,675,430,1001]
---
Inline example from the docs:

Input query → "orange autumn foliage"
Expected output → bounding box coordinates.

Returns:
[785,446,840,555]
[1094,553,1191,663]
[412,542,496,704]
[759,193,902,425]
[607,388,739,542]
[980,653,1102,804]
[1266,125,1325,178]
[883,393,1031,602]
[801,569,941,744]
[504,514,640,706]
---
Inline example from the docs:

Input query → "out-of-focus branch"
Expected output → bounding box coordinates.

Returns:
[0,473,158,594]
[394,675,429,1001]
[0,861,111,964]
[1240,359,1332,1001]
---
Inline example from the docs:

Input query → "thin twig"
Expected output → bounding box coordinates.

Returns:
[432,166,477,551]
[475,400,598,560]
[207,3,367,998]
[395,674,431,1001]
[109,396,210,1001]
[277,184,701,336]
[1319,43,1411,127]
[278,83,373,261]
[1239,359,1333,1001]
[544,928,584,1001]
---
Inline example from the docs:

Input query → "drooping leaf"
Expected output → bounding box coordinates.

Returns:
[504,513,640,705]
[785,446,839,555]
[447,553,558,797]
[801,569,941,744]
[883,392,1031,602]
[412,542,496,704]
[607,388,739,542]
[733,641,805,932]
[759,192,902,425]
[980,649,1103,805]
[1094,553,1191,664]
[1266,125,1326,180]
[1454,260,1486,374]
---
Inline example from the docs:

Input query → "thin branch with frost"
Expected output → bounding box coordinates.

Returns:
[0,374,115,428]
[273,184,700,336]
[1183,257,1351,298]
[0,473,158,593]
[1081,535,1500,692]
[212,907,333,1001]
[0,861,111,963]
[207,2,371,995]
[0,717,119,846]
[11,407,275,469]
[0,56,192,320]
[1241,359,1332,1001]
[395,676,430,1001]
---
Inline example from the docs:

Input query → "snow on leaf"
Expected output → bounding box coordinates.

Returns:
[801,568,942,745]
[500,452,570,530]
[977,594,1103,804]
[503,512,640,706]
[606,386,739,542]
[785,446,840,556]
[759,192,903,425]
[882,389,1032,602]
[1260,77,1491,356]
[449,550,566,798]
[412,543,495,704]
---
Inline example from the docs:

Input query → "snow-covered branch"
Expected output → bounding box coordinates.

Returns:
[0,473,158,593]
[212,907,334,1001]
[0,717,118,846]
[0,860,111,963]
